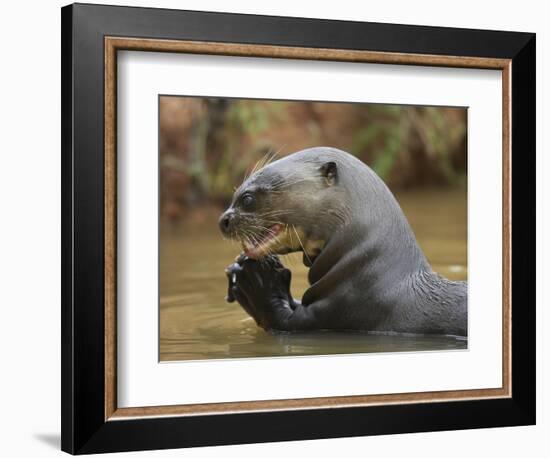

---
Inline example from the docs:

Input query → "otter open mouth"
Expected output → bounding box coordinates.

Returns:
[241,223,284,259]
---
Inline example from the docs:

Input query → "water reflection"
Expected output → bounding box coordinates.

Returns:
[160,189,467,361]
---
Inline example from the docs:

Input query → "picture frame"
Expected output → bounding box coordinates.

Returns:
[61,3,535,454]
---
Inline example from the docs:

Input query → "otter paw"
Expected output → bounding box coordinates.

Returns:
[237,256,291,302]
[233,256,293,329]
[225,258,269,326]
[225,255,294,330]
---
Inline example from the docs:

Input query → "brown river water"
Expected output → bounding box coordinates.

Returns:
[160,189,467,361]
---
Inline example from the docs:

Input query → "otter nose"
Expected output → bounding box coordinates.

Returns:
[219,210,235,235]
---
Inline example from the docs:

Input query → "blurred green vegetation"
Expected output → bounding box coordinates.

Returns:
[159,96,466,225]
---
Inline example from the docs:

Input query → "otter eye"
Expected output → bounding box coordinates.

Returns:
[241,194,255,210]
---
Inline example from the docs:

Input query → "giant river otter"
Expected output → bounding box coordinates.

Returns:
[219,147,467,336]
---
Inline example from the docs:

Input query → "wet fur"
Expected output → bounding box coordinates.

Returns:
[223,147,467,336]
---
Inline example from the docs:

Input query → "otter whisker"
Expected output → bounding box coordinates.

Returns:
[256,208,291,214]
[251,221,284,231]
[256,209,294,217]
[265,219,284,226]
[238,151,288,190]
[292,224,311,266]
[270,177,321,190]
[241,229,263,248]
[256,216,291,224]
[283,226,298,269]
[249,148,279,179]
[270,144,286,161]
[249,228,269,247]
[256,217,289,224]
[246,224,275,234]
[257,145,285,175]
[262,149,280,168]
[288,224,293,246]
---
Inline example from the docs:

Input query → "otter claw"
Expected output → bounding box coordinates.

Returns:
[225,262,243,303]
[225,262,242,277]
[235,252,249,264]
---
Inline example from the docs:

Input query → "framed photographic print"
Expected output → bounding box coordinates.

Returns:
[61,3,536,454]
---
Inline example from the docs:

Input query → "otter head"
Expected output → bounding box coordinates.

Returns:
[219,156,348,266]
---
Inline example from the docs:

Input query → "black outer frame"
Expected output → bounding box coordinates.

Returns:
[61,3,536,454]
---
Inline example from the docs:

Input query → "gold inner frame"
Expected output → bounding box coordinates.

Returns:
[104,37,512,421]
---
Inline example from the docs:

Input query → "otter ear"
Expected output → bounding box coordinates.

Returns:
[320,161,337,186]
